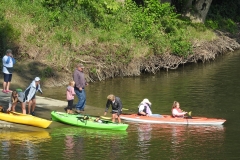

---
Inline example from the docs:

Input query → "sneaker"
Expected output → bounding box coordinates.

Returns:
[75,109,81,114]
[80,109,85,111]
[31,111,35,116]
[6,90,12,93]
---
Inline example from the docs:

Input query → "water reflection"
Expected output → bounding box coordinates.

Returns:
[131,123,226,159]
[50,126,128,160]
[0,130,51,160]
[64,135,75,160]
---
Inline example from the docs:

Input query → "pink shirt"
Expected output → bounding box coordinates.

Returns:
[172,108,185,117]
[66,86,75,100]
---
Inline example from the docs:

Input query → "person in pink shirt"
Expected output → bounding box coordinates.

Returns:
[65,80,76,114]
[171,101,187,117]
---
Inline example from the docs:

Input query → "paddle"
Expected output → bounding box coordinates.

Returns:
[181,110,192,118]
[100,116,112,120]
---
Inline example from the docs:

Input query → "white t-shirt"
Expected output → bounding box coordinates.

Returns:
[172,108,185,116]
[2,55,14,74]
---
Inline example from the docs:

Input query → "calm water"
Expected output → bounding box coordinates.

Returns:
[1,51,240,159]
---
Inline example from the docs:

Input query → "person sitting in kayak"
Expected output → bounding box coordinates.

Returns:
[7,89,26,114]
[138,98,152,116]
[104,94,122,123]
[172,101,187,118]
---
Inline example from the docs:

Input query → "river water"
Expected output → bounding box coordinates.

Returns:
[1,51,240,159]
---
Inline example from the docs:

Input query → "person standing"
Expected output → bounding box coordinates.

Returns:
[65,80,76,114]
[2,49,16,93]
[73,63,88,112]
[22,77,43,115]
[104,94,122,123]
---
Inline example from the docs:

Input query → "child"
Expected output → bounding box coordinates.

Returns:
[65,80,76,114]
[171,101,187,117]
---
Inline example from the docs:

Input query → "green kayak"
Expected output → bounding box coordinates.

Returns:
[51,111,129,131]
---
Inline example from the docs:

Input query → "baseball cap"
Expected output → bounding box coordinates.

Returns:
[35,77,41,81]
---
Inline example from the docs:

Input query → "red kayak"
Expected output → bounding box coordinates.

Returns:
[120,114,226,125]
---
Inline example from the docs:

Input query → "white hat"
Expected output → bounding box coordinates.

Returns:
[35,77,40,81]
[142,98,151,105]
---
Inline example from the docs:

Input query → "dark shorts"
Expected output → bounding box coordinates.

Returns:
[23,94,36,102]
[111,111,122,115]
[3,73,12,82]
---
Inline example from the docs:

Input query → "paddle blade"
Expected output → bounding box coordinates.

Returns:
[188,111,192,116]
[100,116,112,120]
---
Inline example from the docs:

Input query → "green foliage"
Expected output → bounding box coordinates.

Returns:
[41,66,54,78]
[90,67,97,74]
[169,33,192,57]
[206,0,239,33]
[2,0,217,66]
[54,30,72,46]
[0,12,20,56]
[127,0,192,55]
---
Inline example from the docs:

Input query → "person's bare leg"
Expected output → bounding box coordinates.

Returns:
[31,98,36,113]
[117,116,121,123]
[112,114,115,123]
[6,82,10,91]
[28,101,32,114]
[21,102,26,114]
[3,82,7,91]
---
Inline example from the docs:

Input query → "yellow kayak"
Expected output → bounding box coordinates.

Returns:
[100,116,112,120]
[0,112,52,128]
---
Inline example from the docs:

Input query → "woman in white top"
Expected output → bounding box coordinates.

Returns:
[171,101,187,117]
[138,99,152,116]
[2,49,16,93]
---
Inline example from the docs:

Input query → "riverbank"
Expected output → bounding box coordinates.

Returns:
[0,90,105,131]
[1,0,240,88]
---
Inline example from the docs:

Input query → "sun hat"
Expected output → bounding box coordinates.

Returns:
[35,77,41,81]
[142,98,152,105]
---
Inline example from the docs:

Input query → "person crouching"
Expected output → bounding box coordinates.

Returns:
[104,94,122,123]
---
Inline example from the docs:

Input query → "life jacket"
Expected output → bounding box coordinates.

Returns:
[172,108,184,117]
[138,103,151,115]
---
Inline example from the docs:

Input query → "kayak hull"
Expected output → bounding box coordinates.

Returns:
[51,111,128,130]
[0,112,52,128]
[120,114,226,125]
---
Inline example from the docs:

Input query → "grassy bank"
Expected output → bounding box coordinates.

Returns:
[0,0,238,84]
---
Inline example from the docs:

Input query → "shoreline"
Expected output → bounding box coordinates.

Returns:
[0,89,105,131]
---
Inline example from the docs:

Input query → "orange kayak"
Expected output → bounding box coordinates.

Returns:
[120,114,226,125]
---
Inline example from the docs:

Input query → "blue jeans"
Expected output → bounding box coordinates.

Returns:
[74,89,86,110]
